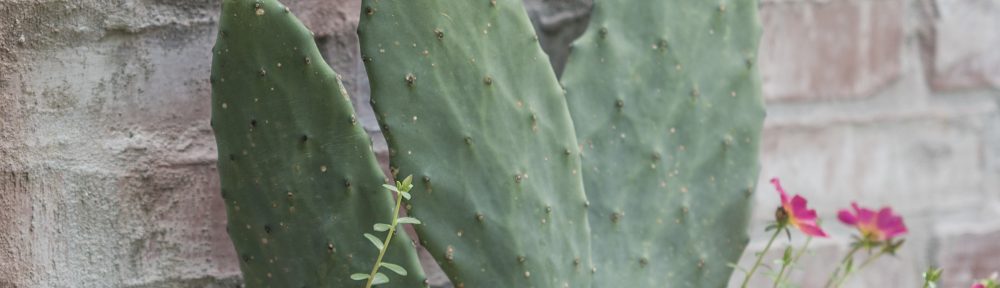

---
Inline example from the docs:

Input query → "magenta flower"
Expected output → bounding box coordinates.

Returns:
[771,178,828,237]
[837,202,908,242]
[970,273,999,288]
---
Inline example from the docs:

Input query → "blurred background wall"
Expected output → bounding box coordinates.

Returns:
[0,0,996,287]
[739,0,999,286]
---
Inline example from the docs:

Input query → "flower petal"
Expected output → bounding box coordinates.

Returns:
[795,222,828,238]
[789,195,817,220]
[884,217,908,239]
[771,178,789,205]
[874,207,908,240]
[838,209,857,225]
[854,203,876,225]
[876,207,895,228]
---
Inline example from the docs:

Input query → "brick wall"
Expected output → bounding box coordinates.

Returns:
[737,0,1000,286]
[0,0,359,286]
[0,0,996,287]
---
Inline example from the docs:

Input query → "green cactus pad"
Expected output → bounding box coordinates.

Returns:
[560,0,765,287]
[210,0,425,286]
[358,1,592,287]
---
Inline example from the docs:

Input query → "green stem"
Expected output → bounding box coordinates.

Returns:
[834,250,887,288]
[824,245,861,288]
[775,237,813,287]
[741,227,783,288]
[364,189,405,288]
[773,259,789,288]
[856,250,887,271]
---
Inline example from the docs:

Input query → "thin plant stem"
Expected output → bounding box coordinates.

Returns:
[364,189,405,288]
[741,227,783,288]
[824,245,861,288]
[775,237,813,287]
[773,258,790,288]
[856,250,888,271]
[834,249,887,288]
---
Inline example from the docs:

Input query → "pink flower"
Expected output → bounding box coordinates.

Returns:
[771,178,828,237]
[970,273,999,288]
[837,202,908,242]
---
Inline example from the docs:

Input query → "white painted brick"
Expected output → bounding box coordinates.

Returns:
[934,214,1000,287]
[924,0,1000,91]
[759,0,904,101]
[754,116,990,224]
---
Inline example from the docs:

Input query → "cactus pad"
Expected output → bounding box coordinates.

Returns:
[358,0,593,287]
[210,0,425,286]
[560,0,766,287]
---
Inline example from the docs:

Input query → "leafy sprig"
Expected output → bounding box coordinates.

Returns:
[351,175,420,287]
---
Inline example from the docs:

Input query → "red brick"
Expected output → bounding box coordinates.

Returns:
[758,0,904,101]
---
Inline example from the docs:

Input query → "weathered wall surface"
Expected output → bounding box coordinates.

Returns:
[0,0,364,286]
[0,1,233,287]
[0,0,996,287]
[734,0,1000,287]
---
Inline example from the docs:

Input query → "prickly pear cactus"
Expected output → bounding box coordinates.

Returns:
[560,0,766,287]
[210,0,425,286]
[358,1,592,287]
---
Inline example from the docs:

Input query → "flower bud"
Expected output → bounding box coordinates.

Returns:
[774,206,789,225]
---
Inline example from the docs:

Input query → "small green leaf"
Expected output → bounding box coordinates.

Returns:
[401,175,413,192]
[397,217,421,225]
[923,267,943,288]
[400,191,412,200]
[364,233,384,250]
[350,273,370,281]
[380,262,408,276]
[373,223,392,232]
[383,184,399,193]
[782,246,793,262]
[922,267,942,280]
[372,272,389,285]
[726,262,748,274]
